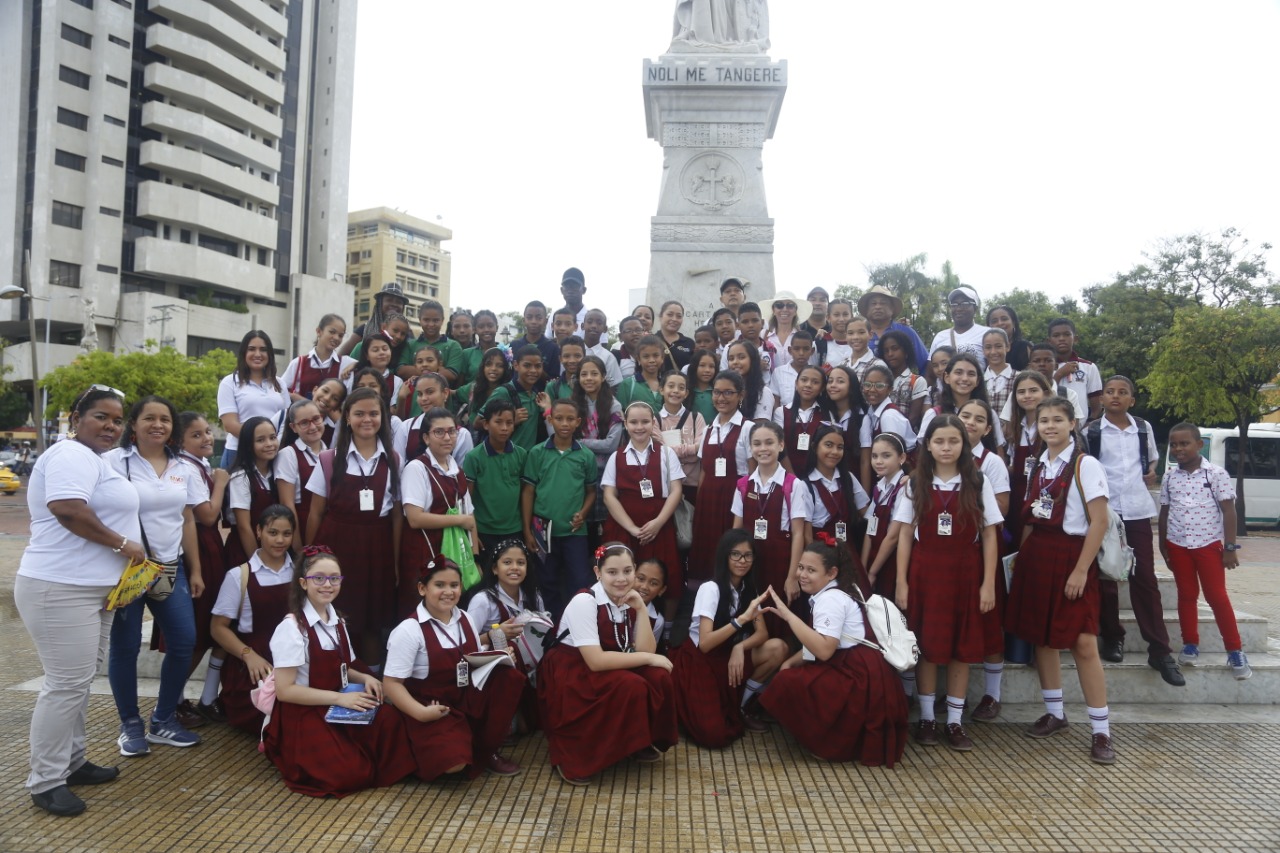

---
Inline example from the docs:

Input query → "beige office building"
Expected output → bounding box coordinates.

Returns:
[347,207,452,325]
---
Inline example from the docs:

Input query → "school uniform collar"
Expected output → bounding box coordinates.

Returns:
[808,468,840,490]
[482,436,515,456]
[750,465,787,492]
[1100,414,1138,434]
[984,364,1014,381]
[660,406,685,419]
[249,551,294,579]
[415,602,464,626]
[306,348,338,368]
[624,442,656,464]
[794,403,819,422]
[1037,447,1073,472]
[541,437,584,452]
[931,473,963,488]
[877,471,905,491]
[293,438,320,462]
[851,349,876,364]
[590,582,630,615]
[345,441,387,473]
[811,579,838,599]
[495,586,525,612]
[425,452,459,476]
[1064,350,1093,364]
[873,398,895,417]
[714,411,744,429]
[303,598,340,629]
[179,450,212,472]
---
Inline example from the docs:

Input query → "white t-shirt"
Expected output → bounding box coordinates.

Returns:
[269,600,352,687]
[104,447,203,563]
[690,580,740,647]
[929,324,992,369]
[305,441,396,516]
[822,339,853,370]
[384,603,483,680]
[217,374,290,452]
[892,473,1005,540]
[211,552,295,632]
[702,413,753,476]
[809,581,865,646]
[600,443,684,495]
[557,583,633,649]
[274,441,320,504]
[730,466,812,528]
[19,439,142,586]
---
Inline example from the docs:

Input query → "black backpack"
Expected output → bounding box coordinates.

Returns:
[1084,417,1149,474]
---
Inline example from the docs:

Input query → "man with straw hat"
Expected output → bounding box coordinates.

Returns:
[858,285,928,371]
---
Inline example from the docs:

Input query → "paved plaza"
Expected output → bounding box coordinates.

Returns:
[1,493,1277,853]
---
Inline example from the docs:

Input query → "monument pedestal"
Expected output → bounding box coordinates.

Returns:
[642,54,787,331]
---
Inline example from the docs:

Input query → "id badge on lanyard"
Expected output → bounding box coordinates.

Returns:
[796,432,810,452]
[639,478,655,499]
[456,659,470,688]
[715,456,727,477]
[359,488,375,511]
[754,518,768,539]
[339,662,349,689]
[937,512,953,536]
[1032,494,1054,520]
[834,521,847,541]
[866,514,879,537]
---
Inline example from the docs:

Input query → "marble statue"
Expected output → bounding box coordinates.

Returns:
[670,0,769,53]
[79,297,98,352]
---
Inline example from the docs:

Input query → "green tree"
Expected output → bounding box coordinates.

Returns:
[39,346,238,422]
[983,288,1082,348]
[1142,303,1280,534]
[834,252,960,344]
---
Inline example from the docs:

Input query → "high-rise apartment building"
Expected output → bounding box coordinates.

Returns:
[0,0,357,395]
[346,207,452,325]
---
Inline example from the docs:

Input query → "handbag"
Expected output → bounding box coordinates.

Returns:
[1073,456,1135,582]
[104,558,165,611]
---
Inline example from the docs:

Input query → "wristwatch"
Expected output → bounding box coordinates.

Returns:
[1224,543,1242,552]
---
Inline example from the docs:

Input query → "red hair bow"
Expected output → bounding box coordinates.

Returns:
[301,544,335,558]
[815,531,837,548]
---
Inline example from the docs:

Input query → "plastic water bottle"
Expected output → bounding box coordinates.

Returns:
[489,624,508,651]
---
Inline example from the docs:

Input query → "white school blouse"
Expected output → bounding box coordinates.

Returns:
[269,600,351,687]
[401,453,474,514]
[274,440,320,505]
[730,466,812,527]
[689,581,740,646]
[703,412,752,474]
[809,580,865,645]
[892,474,1004,540]
[305,441,396,516]
[806,470,872,528]
[600,443,684,496]
[385,603,483,680]
[1032,450,1109,536]
[211,552,295,632]
[558,583,631,648]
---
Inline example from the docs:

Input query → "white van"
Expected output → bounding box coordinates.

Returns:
[1165,423,1280,526]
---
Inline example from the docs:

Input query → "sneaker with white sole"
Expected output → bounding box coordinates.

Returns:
[146,714,201,748]
[1178,644,1199,666]
[117,716,150,757]
[1227,650,1253,681]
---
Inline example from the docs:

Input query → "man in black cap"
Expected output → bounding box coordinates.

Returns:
[928,286,991,368]
[338,281,407,357]
[719,277,747,314]
[559,267,588,334]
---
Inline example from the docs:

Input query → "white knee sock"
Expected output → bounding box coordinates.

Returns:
[1088,705,1110,736]
[1042,688,1064,720]
[946,696,965,726]
[984,662,1004,702]
[917,692,936,722]
[740,679,764,707]
[200,657,222,705]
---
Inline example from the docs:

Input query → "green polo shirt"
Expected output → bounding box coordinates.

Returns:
[485,381,544,449]
[409,335,464,382]
[521,438,597,537]
[616,376,663,414]
[459,346,484,385]
[463,438,527,537]
[545,377,575,401]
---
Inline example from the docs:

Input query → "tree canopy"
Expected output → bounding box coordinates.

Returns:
[39,346,237,422]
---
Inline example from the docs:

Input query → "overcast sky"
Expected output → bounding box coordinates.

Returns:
[347,1,1280,324]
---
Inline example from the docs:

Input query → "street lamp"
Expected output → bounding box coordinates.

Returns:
[500,325,511,345]
[0,252,45,451]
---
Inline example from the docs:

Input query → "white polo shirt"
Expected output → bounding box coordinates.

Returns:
[809,580,865,646]
[217,374,290,453]
[105,446,203,563]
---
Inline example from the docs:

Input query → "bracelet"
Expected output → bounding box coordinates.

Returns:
[1224,543,1242,552]
[111,536,128,554]
[730,618,743,631]
[241,647,253,658]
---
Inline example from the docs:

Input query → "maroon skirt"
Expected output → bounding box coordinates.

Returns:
[188,523,227,659]
[398,527,442,620]
[537,644,678,779]
[688,476,736,583]
[906,541,995,665]
[400,665,525,780]
[760,644,908,766]
[263,699,415,798]
[312,511,397,643]
[220,657,265,734]
[1006,526,1099,649]
[671,639,749,749]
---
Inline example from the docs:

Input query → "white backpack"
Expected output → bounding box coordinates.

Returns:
[1072,456,1135,582]
[848,585,920,672]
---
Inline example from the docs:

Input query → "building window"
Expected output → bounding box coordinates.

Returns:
[52,201,84,229]
[99,206,121,217]
[396,250,406,263]
[111,0,132,8]
[347,226,356,236]
[179,229,191,243]
[61,24,92,48]
[360,249,371,260]
[59,65,91,89]
[103,115,126,128]
[108,35,130,48]
[102,155,123,167]
[257,248,269,265]
[69,0,94,8]
[357,300,369,315]
[429,286,438,297]
[198,233,239,256]
[362,224,378,236]
[57,107,89,130]
[106,75,127,88]
[349,252,359,264]
[359,273,371,288]
[54,150,86,171]
[96,264,119,274]
[49,261,81,288]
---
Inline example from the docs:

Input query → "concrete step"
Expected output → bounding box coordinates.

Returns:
[1116,573,1179,610]
[940,651,1280,705]
[98,620,210,681]
[1106,608,1268,654]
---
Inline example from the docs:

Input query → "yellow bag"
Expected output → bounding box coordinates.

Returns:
[104,558,164,611]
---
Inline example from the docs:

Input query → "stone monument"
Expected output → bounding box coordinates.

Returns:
[643,0,786,332]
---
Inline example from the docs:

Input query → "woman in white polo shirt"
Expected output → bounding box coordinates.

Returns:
[14,387,144,817]
[217,330,289,469]
[104,395,206,759]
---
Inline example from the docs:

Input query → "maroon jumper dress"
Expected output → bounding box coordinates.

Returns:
[399,458,469,616]
[263,619,414,797]
[224,469,278,570]
[288,355,342,400]
[865,474,907,599]
[736,473,796,641]
[1006,435,1040,545]
[311,451,397,643]
[670,609,752,749]
[905,486,996,665]
[484,592,542,731]
[173,453,226,659]
[760,591,908,766]
[538,592,678,779]
[281,443,318,547]
[397,614,525,780]
[219,572,292,733]
[1006,453,1100,649]
[602,444,682,594]
[782,407,822,476]
[688,421,743,583]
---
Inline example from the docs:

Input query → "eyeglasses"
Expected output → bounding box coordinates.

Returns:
[293,415,324,429]
[429,427,458,438]
[862,382,889,391]
[711,389,741,398]
[89,384,126,399]
[304,575,343,585]
[728,551,754,562]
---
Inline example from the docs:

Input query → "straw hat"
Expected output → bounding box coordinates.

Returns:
[857,285,903,318]
[759,290,812,325]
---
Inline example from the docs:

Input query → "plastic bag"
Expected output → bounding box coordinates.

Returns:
[441,507,482,590]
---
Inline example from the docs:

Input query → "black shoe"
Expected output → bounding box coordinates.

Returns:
[1099,638,1124,663]
[1148,655,1186,687]
[31,785,85,817]
[66,761,119,786]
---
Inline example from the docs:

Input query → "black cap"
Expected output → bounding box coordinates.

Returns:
[561,267,585,288]
[720,277,747,293]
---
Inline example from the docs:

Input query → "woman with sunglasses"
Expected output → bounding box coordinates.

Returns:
[15,386,144,816]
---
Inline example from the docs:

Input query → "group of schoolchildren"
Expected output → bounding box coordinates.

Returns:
[166,271,1251,796]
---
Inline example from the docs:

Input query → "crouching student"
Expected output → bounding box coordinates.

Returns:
[538,543,678,785]
[262,547,415,797]
[759,541,908,766]
[209,505,296,733]
[384,559,525,780]
[670,531,789,748]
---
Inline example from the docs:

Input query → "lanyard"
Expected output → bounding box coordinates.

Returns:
[873,473,904,508]
[935,484,958,516]
[430,616,465,649]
